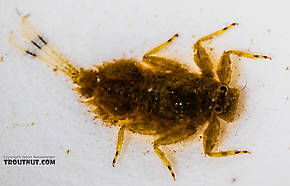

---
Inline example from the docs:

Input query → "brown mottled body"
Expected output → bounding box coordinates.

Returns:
[78,59,213,131]
[10,18,271,180]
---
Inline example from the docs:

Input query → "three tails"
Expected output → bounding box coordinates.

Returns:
[9,16,79,77]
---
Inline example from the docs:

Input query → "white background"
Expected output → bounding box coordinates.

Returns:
[0,0,290,186]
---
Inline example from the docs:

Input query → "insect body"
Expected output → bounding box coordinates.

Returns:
[10,17,271,180]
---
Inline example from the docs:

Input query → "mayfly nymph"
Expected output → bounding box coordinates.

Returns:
[10,17,271,180]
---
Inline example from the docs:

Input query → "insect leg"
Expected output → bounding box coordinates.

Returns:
[142,34,185,72]
[112,125,126,167]
[143,34,178,58]
[112,118,133,167]
[217,50,271,84]
[203,117,251,157]
[153,142,176,180]
[153,125,196,180]
[143,56,186,72]
[193,23,238,77]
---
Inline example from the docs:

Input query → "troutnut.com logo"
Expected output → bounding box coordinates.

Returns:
[3,155,55,166]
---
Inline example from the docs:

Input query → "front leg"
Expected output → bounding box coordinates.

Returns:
[203,117,250,157]
[217,50,271,84]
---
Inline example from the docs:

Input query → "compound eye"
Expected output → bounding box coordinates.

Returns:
[214,105,223,113]
[219,85,228,93]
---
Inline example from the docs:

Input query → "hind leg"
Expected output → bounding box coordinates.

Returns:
[112,119,134,167]
[112,125,126,167]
